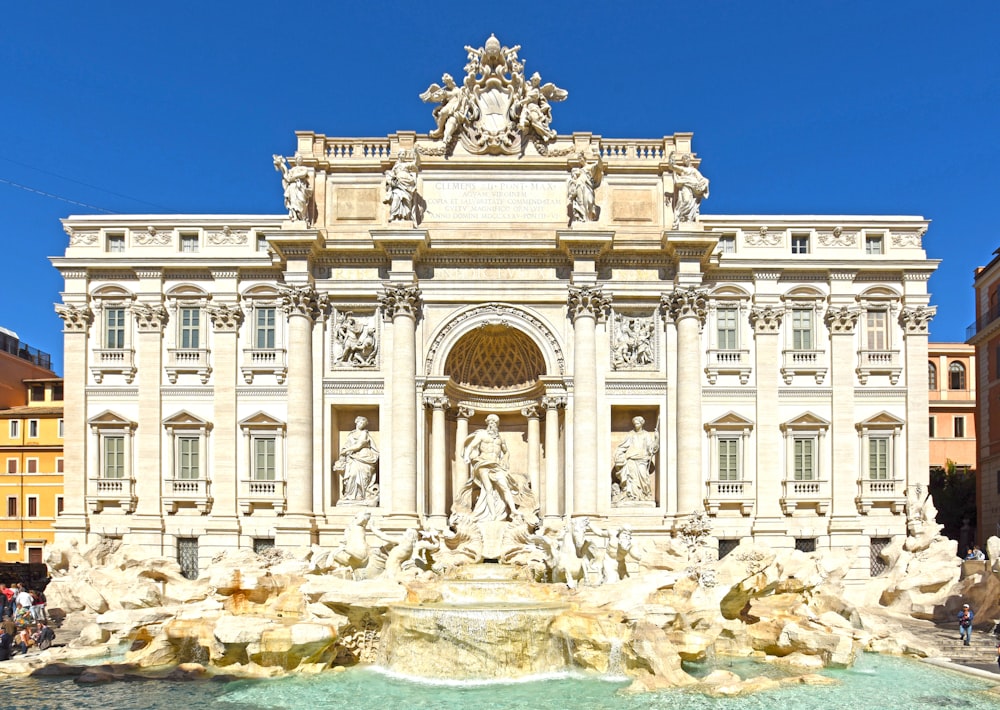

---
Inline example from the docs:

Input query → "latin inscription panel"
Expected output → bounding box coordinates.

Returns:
[422,180,565,222]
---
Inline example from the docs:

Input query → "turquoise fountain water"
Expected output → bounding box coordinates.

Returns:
[2,653,999,709]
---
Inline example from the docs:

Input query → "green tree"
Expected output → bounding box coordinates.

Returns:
[928,459,977,545]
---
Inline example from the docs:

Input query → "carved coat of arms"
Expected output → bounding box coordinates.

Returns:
[420,35,567,156]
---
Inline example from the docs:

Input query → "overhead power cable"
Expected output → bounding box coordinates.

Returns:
[0,155,177,212]
[0,176,117,213]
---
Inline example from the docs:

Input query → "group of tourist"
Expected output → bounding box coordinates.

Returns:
[0,583,52,660]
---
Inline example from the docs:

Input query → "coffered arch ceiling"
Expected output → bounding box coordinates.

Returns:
[444,324,546,392]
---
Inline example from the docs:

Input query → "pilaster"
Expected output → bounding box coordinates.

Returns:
[207,301,243,520]
[900,305,935,491]
[749,305,784,528]
[54,303,92,539]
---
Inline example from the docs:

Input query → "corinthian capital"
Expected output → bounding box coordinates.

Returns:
[281,285,326,322]
[823,306,862,334]
[661,288,708,327]
[749,305,783,334]
[133,303,168,332]
[207,303,245,332]
[378,285,423,320]
[566,285,610,323]
[55,303,93,333]
[899,305,936,335]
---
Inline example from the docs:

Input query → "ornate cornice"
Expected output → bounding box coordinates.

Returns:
[823,306,861,334]
[132,303,168,331]
[899,305,936,335]
[566,285,611,323]
[378,284,423,320]
[749,305,783,334]
[55,303,93,332]
[207,303,245,332]
[661,288,708,326]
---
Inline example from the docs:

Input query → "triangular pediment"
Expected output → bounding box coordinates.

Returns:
[88,410,136,429]
[857,411,905,430]
[705,411,754,431]
[162,410,210,428]
[238,411,285,430]
[781,412,831,431]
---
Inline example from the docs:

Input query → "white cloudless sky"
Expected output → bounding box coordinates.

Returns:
[2,0,998,374]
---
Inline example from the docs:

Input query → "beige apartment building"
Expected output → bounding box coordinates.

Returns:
[51,36,938,582]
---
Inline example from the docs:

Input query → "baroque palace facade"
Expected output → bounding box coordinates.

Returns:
[52,36,937,581]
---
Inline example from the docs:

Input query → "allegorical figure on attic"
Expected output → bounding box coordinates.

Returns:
[382,151,420,224]
[272,154,313,225]
[665,152,710,229]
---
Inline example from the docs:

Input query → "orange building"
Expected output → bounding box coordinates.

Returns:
[928,343,976,473]
[970,255,1000,546]
[0,329,61,563]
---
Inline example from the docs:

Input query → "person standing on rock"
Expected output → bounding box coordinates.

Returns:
[958,603,974,646]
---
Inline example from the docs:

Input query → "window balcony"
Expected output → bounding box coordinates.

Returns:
[856,349,901,385]
[705,479,754,516]
[165,348,212,384]
[238,478,287,515]
[87,476,136,513]
[780,478,830,515]
[780,350,828,385]
[856,477,906,514]
[91,348,136,384]
[241,348,287,384]
[705,349,751,385]
[163,478,212,514]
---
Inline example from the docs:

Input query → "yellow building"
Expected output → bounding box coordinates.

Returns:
[0,378,64,563]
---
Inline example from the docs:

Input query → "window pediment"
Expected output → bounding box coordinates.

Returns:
[781,412,830,433]
[705,411,754,433]
[163,410,212,431]
[856,411,904,432]
[88,410,136,430]
[239,411,286,431]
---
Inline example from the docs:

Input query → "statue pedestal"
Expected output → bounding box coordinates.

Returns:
[480,520,508,560]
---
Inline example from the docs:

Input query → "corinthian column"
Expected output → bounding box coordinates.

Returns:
[663,288,708,516]
[453,405,474,511]
[55,303,92,539]
[281,285,324,523]
[900,306,936,493]
[424,395,450,523]
[207,303,244,520]
[567,285,610,515]
[749,305,783,524]
[541,396,565,521]
[522,405,541,497]
[379,285,422,516]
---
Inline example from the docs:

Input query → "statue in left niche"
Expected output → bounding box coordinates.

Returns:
[272,154,314,225]
[335,416,380,505]
[382,150,421,225]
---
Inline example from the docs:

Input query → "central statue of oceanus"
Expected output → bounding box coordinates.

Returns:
[420,34,567,156]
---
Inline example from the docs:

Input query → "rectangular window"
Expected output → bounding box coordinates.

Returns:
[795,538,817,553]
[791,235,810,254]
[179,307,201,349]
[180,234,199,253]
[256,234,268,252]
[256,307,276,349]
[6,497,16,517]
[5,459,15,474]
[105,307,126,349]
[25,459,37,474]
[928,417,936,438]
[871,537,891,576]
[865,234,884,255]
[9,420,19,439]
[52,384,63,401]
[29,385,44,402]
[869,437,889,479]
[5,541,16,554]
[27,420,38,438]
[954,417,966,438]
[793,437,815,480]
[56,457,64,473]
[26,496,37,518]
[178,437,200,480]
[177,537,199,580]
[58,419,64,438]
[56,496,64,514]
[253,538,276,554]
[253,437,276,481]
[791,308,813,350]
[718,438,738,481]
[718,539,739,559]
[716,235,736,254]
[717,307,738,350]
[865,310,888,351]
[104,436,125,479]
[107,234,125,252]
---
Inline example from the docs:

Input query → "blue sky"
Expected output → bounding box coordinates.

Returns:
[2,1,998,375]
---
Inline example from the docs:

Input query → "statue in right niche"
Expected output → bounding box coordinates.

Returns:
[612,416,659,503]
